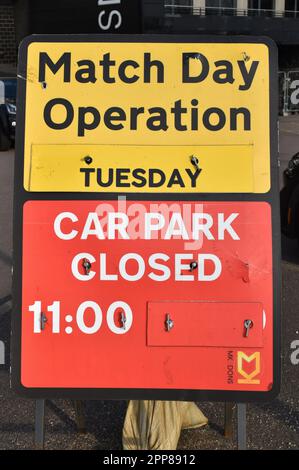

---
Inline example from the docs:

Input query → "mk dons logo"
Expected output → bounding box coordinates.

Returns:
[237,352,261,384]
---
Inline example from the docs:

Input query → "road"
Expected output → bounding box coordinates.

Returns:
[0,119,298,449]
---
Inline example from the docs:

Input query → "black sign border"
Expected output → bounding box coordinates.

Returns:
[11,34,280,402]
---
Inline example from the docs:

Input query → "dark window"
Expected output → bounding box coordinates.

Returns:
[206,0,220,15]
[165,0,193,15]
[248,0,274,16]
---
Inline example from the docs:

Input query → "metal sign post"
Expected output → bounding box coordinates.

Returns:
[35,399,45,449]
[237,403,247,450]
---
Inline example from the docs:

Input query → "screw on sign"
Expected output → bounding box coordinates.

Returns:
[165,314,174,332]
[244,319,254,337]
[82,258,92,275]
[83,156,93,165]
[190,155,201,171]
[12,36,280,403]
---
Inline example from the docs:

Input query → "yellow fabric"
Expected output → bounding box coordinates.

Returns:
[122,401,208,450]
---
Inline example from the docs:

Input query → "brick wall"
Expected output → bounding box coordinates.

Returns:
[0,5,16,64]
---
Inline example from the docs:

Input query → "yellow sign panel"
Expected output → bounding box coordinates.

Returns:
[28,144,253,192]
[22,40,271,193]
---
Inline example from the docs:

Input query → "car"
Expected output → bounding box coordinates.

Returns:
[0,78,17,151]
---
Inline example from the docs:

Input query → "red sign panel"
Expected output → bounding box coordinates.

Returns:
[21,200,273,392]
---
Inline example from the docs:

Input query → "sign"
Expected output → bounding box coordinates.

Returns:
[19,200,275,396]
[18,36,275,193]
[28,144,253,193]
[12,36,280,402]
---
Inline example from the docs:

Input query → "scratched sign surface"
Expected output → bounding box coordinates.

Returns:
[20,38,273,193]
